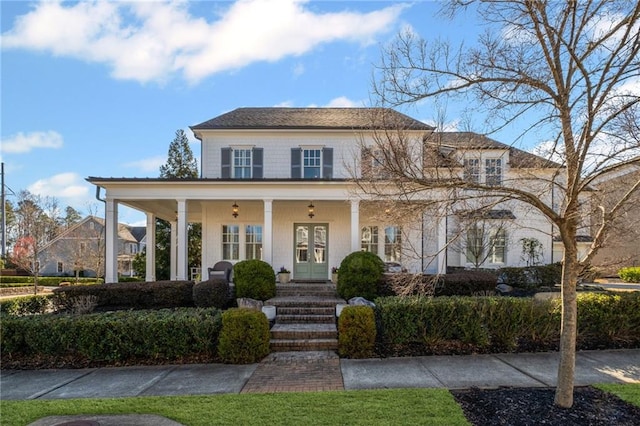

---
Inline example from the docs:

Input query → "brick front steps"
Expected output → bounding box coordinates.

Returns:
[266,282,345,352]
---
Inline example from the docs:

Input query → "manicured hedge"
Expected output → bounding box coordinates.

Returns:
[233,260,276,301]
[1,308,222,365]
[498,264,563,289]
[53,280,194,310]
[0,295,52,316]
[374,292,640,356]
[0,276,100,285]
[619,267,640,283]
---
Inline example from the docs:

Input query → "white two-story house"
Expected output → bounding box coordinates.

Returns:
[89,107,560,283]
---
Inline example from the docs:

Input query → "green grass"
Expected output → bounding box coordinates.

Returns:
[595,383,640,407]
[1,389,469,426]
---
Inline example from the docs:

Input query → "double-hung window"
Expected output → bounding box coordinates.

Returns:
[464,158,480,183]
[245,225,263,260]
[222,225,240,260]
[485,158,502,186]
[291,147,333,179]
[233,149,252,179]
[221,147,263,179]
[361,226,379,253]
[489,229,507,263]
[384,226,402,262]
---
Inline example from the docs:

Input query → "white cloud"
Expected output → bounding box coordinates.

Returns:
[292,62,305,77]
[124,155,166,173]
[1,0,407,84]
[274,100,294,107]
[424,118,460,132]
[1,130,63,154]
[28,172,90,200]
[324,96,364,107]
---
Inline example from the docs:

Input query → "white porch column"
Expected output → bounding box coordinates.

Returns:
[170,221,177,280]
[145,213,156,282]
[263,199,273,265]
[176,199,188,280]
[350,200,360,252]
[436,215,447,275]
[105,198,118,283]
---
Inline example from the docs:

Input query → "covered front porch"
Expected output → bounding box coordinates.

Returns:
[91,178,447,283]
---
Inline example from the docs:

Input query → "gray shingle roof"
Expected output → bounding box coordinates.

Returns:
[426,132,562,169]
[191,107,435,131]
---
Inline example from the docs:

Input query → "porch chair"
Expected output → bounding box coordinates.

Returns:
[208,261,233,283]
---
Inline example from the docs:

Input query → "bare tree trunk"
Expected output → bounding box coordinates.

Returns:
[555,229,579,408]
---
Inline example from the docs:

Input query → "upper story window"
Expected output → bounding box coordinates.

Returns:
[463,158,480,183]
[485,158,502,186]
[291,147,333,179]
[221,147,263,179]
[361,147,390,179]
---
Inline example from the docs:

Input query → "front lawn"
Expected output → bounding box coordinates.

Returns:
[596,383,640,406]
[1,389,468,426]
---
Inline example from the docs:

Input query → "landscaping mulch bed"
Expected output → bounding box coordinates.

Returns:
[452,386,640,426]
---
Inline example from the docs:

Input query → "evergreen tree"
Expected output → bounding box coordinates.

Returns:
[141,129,201,280]
[63,206,82,228]
[159,129,198,179]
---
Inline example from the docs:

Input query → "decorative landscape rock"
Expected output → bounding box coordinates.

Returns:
[348,297,375,307]
[496,283,513,294]
[237,297,264,311]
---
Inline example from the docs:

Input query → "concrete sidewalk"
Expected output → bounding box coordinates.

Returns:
[1,349,638,401]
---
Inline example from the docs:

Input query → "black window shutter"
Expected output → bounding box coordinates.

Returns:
[221,148,231,178]
[322,147,333,179]
[291,148,301,178]
[252,147,263,179]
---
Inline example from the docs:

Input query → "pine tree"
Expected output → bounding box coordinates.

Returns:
[159,129,198,178]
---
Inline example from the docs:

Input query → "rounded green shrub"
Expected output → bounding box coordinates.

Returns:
[338,306,376,358]
[337,251,385,300]
[619,267,640,283]
[233,260,276,301]
[218,308,270,364]
[192,278,230,308]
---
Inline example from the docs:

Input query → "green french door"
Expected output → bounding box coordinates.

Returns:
[293,223,329,280]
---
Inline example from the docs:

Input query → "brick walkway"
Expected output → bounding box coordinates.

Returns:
[241,351,344,393]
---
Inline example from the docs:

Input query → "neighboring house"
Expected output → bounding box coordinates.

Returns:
[589,164,640,276]
[89,107,565,283]
[38,216,145,277]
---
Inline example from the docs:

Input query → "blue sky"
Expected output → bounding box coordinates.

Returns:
[1,0,497,224]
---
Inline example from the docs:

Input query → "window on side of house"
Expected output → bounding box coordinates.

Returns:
[384,226,402,262]
[465,224,484,263]
[361,226,379,253]
[80,242,86,254]
[485,158,502,186]
[222,225,240,260]
[57,261,63,273]
[245,225,263,260]
[464,158,480,183]
[490,228,507,264]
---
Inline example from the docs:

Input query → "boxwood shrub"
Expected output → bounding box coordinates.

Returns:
[1,308,222,366]
[53,280,194,310]
[193,278,230,308]
[233,260,276,301]
[337,251,385,300]
[218,308,270,364]
[338,306,376,358]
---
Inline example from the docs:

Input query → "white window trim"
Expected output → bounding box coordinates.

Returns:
[301,147,323,179]
[231,147,253,179]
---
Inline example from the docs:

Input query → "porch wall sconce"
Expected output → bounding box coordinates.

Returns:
[308,202,315,219]
[232,202,239,218]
